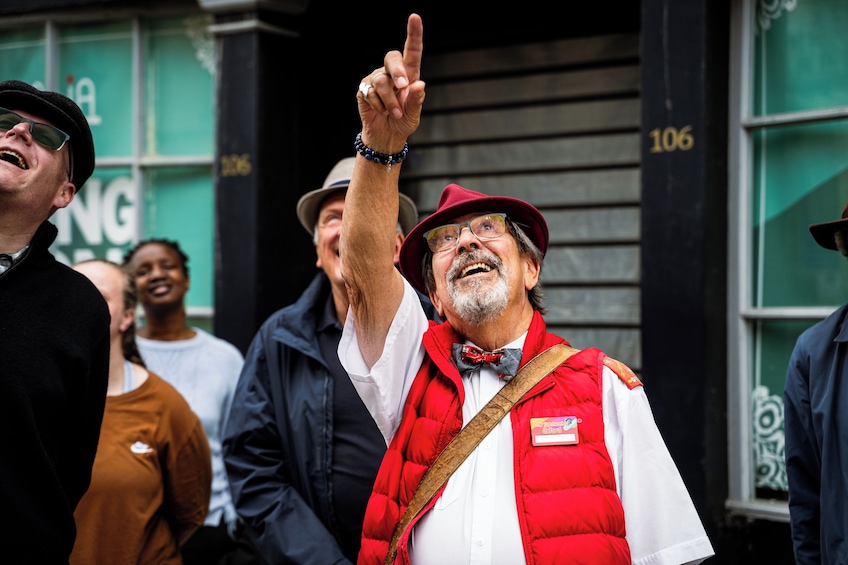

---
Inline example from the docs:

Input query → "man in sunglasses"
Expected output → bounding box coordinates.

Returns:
[338,14,715,565]
[0,80,109,563]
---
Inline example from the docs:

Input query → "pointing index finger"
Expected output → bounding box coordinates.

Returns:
[401,13,423,86]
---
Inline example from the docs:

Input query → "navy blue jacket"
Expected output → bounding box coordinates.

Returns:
[223,272,438,565]
[785,303,848,565]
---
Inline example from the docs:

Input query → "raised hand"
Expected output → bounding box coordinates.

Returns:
[356,13,425,155]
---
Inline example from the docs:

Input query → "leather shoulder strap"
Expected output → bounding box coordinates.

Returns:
[384,343,580,565]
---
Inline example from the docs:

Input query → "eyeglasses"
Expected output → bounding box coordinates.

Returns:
[424,213,508,253]
[0,107,70,150]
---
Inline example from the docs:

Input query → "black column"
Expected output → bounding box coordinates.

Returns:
[642,1,798,560]
[640,0,729,537]
[211,13,316,354]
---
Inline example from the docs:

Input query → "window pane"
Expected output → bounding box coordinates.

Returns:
[751,121,848,307]
[58,21,133,159]
[51,167,137,266]
[0,27,45,85]
[144,16,214,156]
[143,166,214,309]
[752,319,817,493]
[754,0,848,115]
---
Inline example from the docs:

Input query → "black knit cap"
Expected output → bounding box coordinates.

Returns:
[0,80,95,190]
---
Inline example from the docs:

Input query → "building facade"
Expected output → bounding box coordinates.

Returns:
[4,0,843,562]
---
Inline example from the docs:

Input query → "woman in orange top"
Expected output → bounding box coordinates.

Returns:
[70,259,212,565]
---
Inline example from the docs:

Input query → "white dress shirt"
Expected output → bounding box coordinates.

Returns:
[339,279,715,565]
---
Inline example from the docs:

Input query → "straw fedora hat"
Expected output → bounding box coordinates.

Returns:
[296,157,418,236]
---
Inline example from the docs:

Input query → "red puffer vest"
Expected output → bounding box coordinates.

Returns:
[358,311,631,565]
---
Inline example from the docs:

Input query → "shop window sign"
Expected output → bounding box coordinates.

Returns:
[53,173,135,266]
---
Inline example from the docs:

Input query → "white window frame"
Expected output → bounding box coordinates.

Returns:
[0,9,215,321]
[727,0,846,521]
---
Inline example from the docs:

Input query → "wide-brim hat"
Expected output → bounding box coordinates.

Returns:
[296,156,418,236]
[398,183,549,294]
[809,201,848,251]
[0,80,95,190]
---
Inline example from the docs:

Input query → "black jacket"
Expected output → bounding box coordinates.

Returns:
[0,221,110,564]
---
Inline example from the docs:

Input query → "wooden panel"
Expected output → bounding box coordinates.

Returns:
[545,207,640,244]
[423,65,641,110]
[416,98,640,143]
[423,33,641,78]
[404,169,641,212]
[397,32,644,375]
[406,133,640,177]
[541,245,640,284]
[546,327,642,370]
[544,287,640,325]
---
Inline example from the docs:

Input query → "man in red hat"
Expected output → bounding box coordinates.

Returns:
[338,14,714,565]
[785,201,848,565]
[0,80,109,562]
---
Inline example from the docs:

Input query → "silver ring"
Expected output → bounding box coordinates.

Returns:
[371,71,389,87]
[358,82,373,98]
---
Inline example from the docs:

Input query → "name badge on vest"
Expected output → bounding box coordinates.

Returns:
[530,416,580,446]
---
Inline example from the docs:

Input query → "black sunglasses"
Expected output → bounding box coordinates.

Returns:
[0,107,70,150]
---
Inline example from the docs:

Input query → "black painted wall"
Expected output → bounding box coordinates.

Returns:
[214,19,309,354]
[640,0,794,562]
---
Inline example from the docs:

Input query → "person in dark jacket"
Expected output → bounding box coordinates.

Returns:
[0,79,110,563]
[785,200,848,565]
[222,157,439,565]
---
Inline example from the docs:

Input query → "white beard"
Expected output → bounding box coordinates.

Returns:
[446,250,510,325]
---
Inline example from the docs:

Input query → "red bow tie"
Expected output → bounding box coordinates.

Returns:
[451,344,522,381]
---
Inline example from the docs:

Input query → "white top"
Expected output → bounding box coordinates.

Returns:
[137,328,243,529]
[339,279,715,565]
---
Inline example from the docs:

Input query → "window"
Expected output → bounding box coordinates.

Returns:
[729,0,848,519]
[0,13,216,328]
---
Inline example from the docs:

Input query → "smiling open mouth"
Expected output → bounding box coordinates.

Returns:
[460,262,493,278]
[0,149,27,169]
[148,283,171,296]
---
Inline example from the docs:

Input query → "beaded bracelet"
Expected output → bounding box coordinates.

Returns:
[354,132,409,173]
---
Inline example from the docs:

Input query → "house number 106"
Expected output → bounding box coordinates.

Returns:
[220,154,253,177]
[649,126,694,153]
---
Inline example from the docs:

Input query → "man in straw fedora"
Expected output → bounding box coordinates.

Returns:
[223,157,438,565]
[338,13,714,565]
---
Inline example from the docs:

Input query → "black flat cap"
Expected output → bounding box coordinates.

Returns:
[0,80,95,190]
